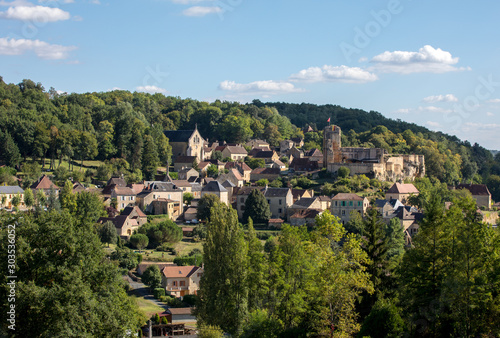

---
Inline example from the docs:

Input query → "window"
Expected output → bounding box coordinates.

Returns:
[173,281,177,286]
[240,205,244,210]
[349,201,353,206]
[358,201,362,206]
[279,199,282,205]
[279,208,282,213]
[197,273,202,277]
[240,198,244,203]
[341,201,346,206]
[335,201,337,206]
[180,281,185,286]
[267,200,270,204]
[342,210,345,215]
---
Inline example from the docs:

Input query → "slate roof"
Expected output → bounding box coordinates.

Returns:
[387,183,419,194]
[107,177,126,187]
[163,130,195,143]
[251,168,280,175]
[0,186,24,194]
[264,187,290,198]
[97,215,130,229]
[202,181,228,192]
[221,180,236,189]
[331,193,364,201]
[254,150,275,158]
[223,145,248,154]
[121,205,147,217]
[292,189,310,200]
[113,187,136,196]
[305,148,323,157]
[291,197,319,208]
[374,198,403,210]
[162,265,201,278]
[456,184,491,196]
[290,209,322,219]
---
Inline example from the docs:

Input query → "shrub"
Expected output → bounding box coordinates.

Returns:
[338,166,350,178]
[174,254,203,266]
[154,288,166,299]
[182,294,198,306]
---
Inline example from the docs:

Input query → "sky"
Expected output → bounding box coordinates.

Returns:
[1,0,500,150]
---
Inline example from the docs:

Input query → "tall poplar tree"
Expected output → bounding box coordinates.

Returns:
[196,202,249,335]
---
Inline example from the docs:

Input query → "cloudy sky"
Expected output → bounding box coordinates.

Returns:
[1,0,500,149]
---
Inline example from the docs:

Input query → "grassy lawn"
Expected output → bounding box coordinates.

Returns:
[128,293,165,318]
[174,239,203,256]
[20,158,105,174]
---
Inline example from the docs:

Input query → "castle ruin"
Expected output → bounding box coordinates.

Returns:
[323,125,425,181]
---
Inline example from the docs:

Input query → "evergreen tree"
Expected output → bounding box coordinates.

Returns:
[243,189,271,224]
[130,233,149,251]
[385,217,405,269]
[0,130,21,167]
[46,187,60,211]
[196,202,249,335]
[196,194,220,222]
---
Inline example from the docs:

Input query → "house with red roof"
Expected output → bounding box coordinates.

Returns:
[456,184,492,209]
[386,183,419,204]
[161,265,204,297]
[30,175,59,195]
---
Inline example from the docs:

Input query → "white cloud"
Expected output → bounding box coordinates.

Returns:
[394,108,410,114]
[0,5,70,22]
[135,85,168,94]
[0,0,32,6]
[182,6,221,16]
[219,80,304,96]
[487,98,500,103]
[422,94,458,103]
[289,65,377,83]
[370,45,469,74]
[486,112,494,117]
[462,122,500,131]
[418,106,453,114]
[426,121,441,128]
[0,37,76,59]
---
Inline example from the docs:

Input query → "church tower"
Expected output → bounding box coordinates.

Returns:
[323,125,342,167]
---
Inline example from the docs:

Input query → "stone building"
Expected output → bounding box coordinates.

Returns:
[164,125,206,163]
[323,125,425,181]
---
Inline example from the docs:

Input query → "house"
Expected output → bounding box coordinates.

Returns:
[171,180,202,199]
[173,156,197,172]
[139,182,183,212]
[121,205,148,227]
[253,150,279,164]
[201,181,229,205]
[291,188,314,202]
[289,209,322,227]
[287,146,304,160]
[330,193,369,224]
[287,197,322,220]
[184,206,198,222]
[374,198,404,220]
[137,262,174,276]
[291,137,304,148]
[30,175,59,195]
[456,184,492,209]
[0,186,24,209]
[165,308,197,325]
[221,180,236,202]
[97,215,140,238]
[225,162,252,182]
[127,183,145,195]
[290,158,319,173]
[386,183,419,204]
[161,265,203,297]
[279,140,294,155]
[218,168,245,188]
[151,199,182,220]
[269,159,286,170]
[178,167,199,181]
[305,148,323,162]
[318,196,332,210]
[395,206,424,244]
[110,186,136,210]
[72,182,86,193]
[264,187,293,219]
[107,177,127,187]
[164,126,206,163]
[220,145,248,161]
[250,168,280,182]
[246,139,270,149]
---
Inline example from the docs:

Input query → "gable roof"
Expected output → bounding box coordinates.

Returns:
[107,177,126,187]
[30,175,58,190]
[221,180,236,188]
[292,197,319,208]
[113,186,136,196]
[456,184,491,196]
[127,183,144,195]
[254,150,276,158]
[121,205,147,217]
[264,187,290,198]
[0,186,24,194]
[163,130,195,143]
[290,209,322,219]
[387,183,419,194]
[97,215,130,229]
[229,168,243,181]
[251,168,280,175]
[162,265,201,278]
[331,193,364,201]
[202,181,228,192]
[223,145,248,155]
[305,148,323,157]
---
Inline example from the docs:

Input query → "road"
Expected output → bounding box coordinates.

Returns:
[124,275,168,311]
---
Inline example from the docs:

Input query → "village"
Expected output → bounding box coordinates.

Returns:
[1,124,498,335]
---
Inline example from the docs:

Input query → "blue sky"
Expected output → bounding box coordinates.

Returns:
[1,0,500,149]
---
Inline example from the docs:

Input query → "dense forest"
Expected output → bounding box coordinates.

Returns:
[0,77,500,198]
